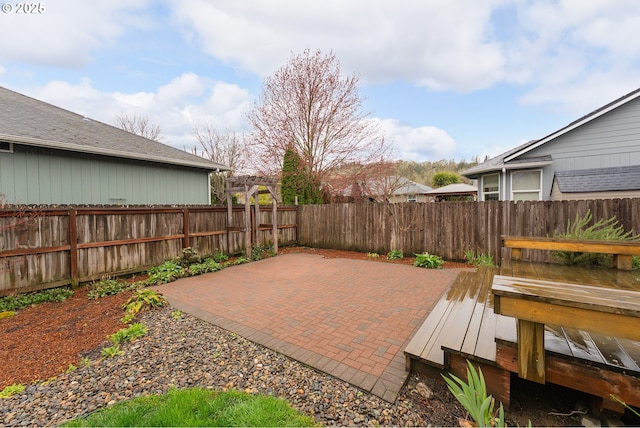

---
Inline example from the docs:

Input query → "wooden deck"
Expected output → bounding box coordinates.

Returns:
[404,261,640,410]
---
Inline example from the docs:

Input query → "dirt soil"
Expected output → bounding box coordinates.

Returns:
[0,246,631,426]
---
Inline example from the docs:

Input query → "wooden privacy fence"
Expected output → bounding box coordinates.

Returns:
[0,206,297,295]
[297,199,640,263]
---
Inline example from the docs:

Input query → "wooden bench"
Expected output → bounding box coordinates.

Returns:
[502,235,640,270]
[492,275,640,385]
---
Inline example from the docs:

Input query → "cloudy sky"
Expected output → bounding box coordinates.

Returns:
[1,0,639,164]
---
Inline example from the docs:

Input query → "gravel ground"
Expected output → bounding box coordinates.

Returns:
[1,306,465,427]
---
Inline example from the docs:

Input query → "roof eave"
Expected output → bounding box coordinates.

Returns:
[1,133,231,172]
[504,89,640,163]
[463,160,553,178]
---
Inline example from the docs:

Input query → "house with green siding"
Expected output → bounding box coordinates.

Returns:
[0,86,230,205]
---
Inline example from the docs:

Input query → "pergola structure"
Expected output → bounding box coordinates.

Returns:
[225,175,280,258]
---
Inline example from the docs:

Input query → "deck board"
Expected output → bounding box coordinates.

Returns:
[459,266,498,360]
[406,260,640,382]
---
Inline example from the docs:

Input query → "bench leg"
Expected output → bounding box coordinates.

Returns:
[517,320,545,384]
[614,254,633,270]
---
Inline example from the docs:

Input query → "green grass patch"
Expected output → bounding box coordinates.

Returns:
[62,388,316,427]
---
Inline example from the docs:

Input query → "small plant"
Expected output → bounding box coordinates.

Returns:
[610,394,640,418]
[88,276,132,299]
[109,323,148,345]
[250,244,274,261]
[0,383,25,398]
[442,361,506,427]
[0,310,16,319]
[367,252,380,258]
[80,357,91,367]
[414,252,444,269]
[229,256,250,266]
[0,287,73,312]
[123,289,167,318]
[101,344,123,358]
[188,258,223,276]
[387,249,404,260]
[65,363,77,373]
[171,310,183,321]
[176,247,201,267]
[464,250,495,267]
[143,260,185,285]
[213,251,229,263]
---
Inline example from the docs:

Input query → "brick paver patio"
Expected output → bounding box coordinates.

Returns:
[156,253,460,402]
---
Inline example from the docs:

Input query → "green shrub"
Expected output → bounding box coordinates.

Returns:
[0,287,73,312]
[367,252,380,258]
[553,210,640,267]
[176,247,202,267]
[387,249,404,260]
[414,252,444,269]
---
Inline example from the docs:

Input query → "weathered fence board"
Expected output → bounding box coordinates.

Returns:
[297,199,640,263]
[1,205,297,295]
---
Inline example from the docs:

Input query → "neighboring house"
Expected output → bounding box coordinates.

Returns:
[385,177,433,203]
[462,88,640,201]
[0,86,230,205]
[426,183,477,201]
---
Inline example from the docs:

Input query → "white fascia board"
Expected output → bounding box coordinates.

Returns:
[504,90,640,163]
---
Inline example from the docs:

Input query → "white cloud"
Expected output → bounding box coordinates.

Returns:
[505,0,640,114]
[23,74,251,151]
[170,0,507,92]
[378,118,456,162]
[0,0,152,68]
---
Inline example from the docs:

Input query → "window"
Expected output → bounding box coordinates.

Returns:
[511,170,542,201]
[406,194,417,202]
[0,141,13,153]
[482,174,500,200]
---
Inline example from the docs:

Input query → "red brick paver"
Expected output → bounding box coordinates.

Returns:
[156,253,461,402]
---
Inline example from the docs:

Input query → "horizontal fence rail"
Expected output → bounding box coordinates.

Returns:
[297,199,640,264]
[1,205,297,295]
[3,198,640,295]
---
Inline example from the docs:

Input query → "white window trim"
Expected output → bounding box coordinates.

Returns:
[482,173,500,201]
[406,194,417,202]
[0,142,13,153]
[510,169,543,201]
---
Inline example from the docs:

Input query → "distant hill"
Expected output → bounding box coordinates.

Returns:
[397,157,486,187]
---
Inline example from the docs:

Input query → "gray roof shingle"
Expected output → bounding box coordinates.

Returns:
[0,86,230,171]
[555,165,640,193]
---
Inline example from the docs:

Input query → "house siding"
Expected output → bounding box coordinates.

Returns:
[0,145,210,205]
[491,97,640,201]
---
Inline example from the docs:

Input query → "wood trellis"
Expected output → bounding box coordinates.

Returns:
[225,175,280,258]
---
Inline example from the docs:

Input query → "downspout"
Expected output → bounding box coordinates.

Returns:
[502,168,506,201]
[208,171,213,205]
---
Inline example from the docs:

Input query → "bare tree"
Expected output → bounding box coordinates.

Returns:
[247,49,391,190]
[114,113,164,141]
[192,124,247,204]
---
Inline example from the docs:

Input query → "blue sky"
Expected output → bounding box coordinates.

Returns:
[1,0,639,166]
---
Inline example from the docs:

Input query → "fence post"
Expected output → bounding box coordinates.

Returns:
[68,208,78,287]
[183,207,190,250]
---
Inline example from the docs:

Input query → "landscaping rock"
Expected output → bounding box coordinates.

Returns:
[0,306,461,427]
